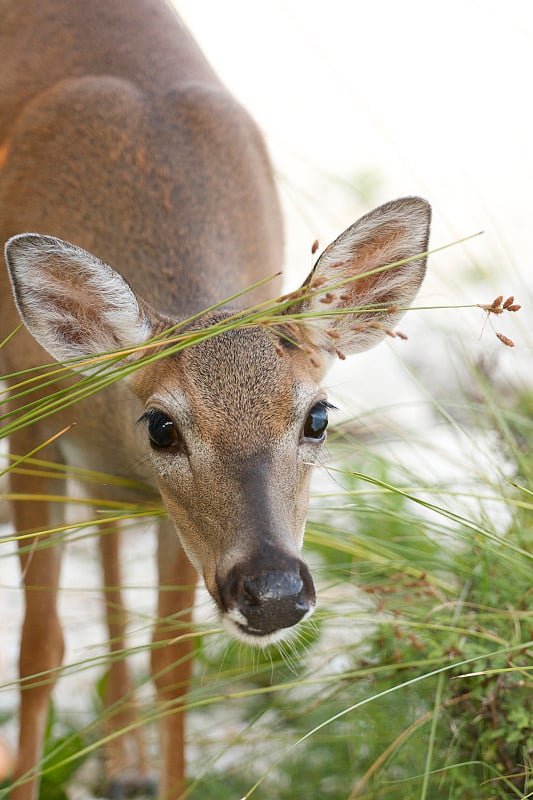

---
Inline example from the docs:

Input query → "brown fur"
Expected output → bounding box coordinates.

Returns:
[0,3,430,798]
[0,2,282,798]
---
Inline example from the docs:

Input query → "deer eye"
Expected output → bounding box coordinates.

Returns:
[302,401,330,442]
[143,409,179,449]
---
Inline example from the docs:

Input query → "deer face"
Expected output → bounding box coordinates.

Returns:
[128,322,329,643]
[5,196,431,645]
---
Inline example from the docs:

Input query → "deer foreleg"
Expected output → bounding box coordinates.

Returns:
[9,444,65,800]
[151,519,196,800]
[98,522,151,791]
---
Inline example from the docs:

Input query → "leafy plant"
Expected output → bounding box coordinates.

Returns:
[1,269,530,799]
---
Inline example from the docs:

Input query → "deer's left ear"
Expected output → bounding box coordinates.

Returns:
[288,196,431,357]
[4,234,155,373]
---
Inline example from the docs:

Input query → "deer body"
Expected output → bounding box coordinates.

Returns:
[1,1,431,798]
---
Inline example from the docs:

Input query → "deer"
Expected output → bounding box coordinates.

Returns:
[0,0,431,797]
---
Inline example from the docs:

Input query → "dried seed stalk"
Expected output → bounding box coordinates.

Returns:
[496,332,515,347]
[478,294,521,315]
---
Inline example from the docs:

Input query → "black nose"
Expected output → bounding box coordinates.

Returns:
[243,570,311,632]
[219,555,316,639]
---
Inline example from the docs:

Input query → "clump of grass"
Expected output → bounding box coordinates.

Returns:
[180,405,532,799]
[228,384,532,799]
[0,258,529,799]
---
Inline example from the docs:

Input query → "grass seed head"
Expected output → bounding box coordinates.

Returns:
[496,332,515,347]
[477,294,521,315]
[328,260,347,269]
[326,328,341,340]
[310,276,328,289]
[284,322,300,337]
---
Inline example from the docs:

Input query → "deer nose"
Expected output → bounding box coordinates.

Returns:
[219,558,316,640]
[243,570,311,631]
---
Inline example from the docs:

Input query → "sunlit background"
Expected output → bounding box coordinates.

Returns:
[1,1,532,791]
[178,0,531,413]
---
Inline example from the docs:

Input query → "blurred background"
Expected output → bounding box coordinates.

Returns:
[178,0,530,412]
[1,3,532,798]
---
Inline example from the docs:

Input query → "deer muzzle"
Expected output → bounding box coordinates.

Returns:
[217,549,316,644]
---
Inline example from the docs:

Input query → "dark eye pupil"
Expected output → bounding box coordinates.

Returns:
[146,409,178,448]
[304,403,328,440]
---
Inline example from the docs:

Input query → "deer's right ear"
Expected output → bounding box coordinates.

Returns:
[4,234,154,372]
[287,197,431,360]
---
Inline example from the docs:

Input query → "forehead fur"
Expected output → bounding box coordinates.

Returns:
[179,322,298,442]
[131,309,325,451]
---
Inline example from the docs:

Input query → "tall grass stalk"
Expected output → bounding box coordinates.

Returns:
[1,251,530,799]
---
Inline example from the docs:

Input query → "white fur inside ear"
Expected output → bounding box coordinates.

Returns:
[5,234,152,369]
[301,196,431,355]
